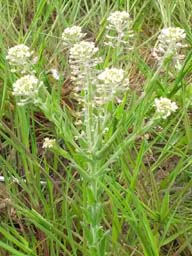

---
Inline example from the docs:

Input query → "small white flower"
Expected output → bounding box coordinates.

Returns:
[6,44,32,66]
[152,27,187,69]
[42,138,56,149]
[50,69,60,80]
[154,97,178,119]
[62,26,86,47]
[12,75,43,104]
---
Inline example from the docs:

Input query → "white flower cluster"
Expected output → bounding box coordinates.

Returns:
[65,28,129,109]
[152,27,187,69]
[154,97,178,119]
[13,75,43,104]
[95,68,129,104]
[69,41,98,63]
[61,24,130,131]
[6,44,35,73]
[62,26,86,47]
[105,11,133,47]
[98,68,124,83]
[69,41,100,91]
[107,11,130,33]
[6,44,32,65]
[42,137,56,149]
[6,44,44,105]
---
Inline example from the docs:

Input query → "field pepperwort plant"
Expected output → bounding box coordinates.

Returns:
[0,1,192,256]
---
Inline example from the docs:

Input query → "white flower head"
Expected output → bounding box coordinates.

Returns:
[96,68,129,104]
[159,27,186,43]
[154,97,178,119]
[69,41,100,92]
[69,41,98,63]
[13,75,43,104]
[107,11,131,33]
[62,26,86,47]
[6,44,32,66]
[105,11,133,48]
[42,138,56,149]
[152,27,187,69]
[98,68,124,84]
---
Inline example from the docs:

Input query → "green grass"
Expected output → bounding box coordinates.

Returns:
[0,0,192,255]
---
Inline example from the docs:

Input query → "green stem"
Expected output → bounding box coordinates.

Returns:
[84,69,104,255]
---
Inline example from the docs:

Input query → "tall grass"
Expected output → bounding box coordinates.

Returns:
[0,0,192,255]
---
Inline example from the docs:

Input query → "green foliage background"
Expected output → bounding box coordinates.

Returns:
[0,0,192,255]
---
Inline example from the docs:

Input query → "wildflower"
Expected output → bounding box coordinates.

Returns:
[97,68,124,83]
[95,68,129,104]
[68,40,102,127]
[152,27,187,69]
[154,97,178,119]
[50,69,60,80]
[69,41,98,63]
[6,44,32,65]
[6,44,36,74]
[12,75,43,104]
[107,11,131,33]
[69,41,100,92]
[62,26,86,47]
[105,11,133,47]
[42,138,56,149]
